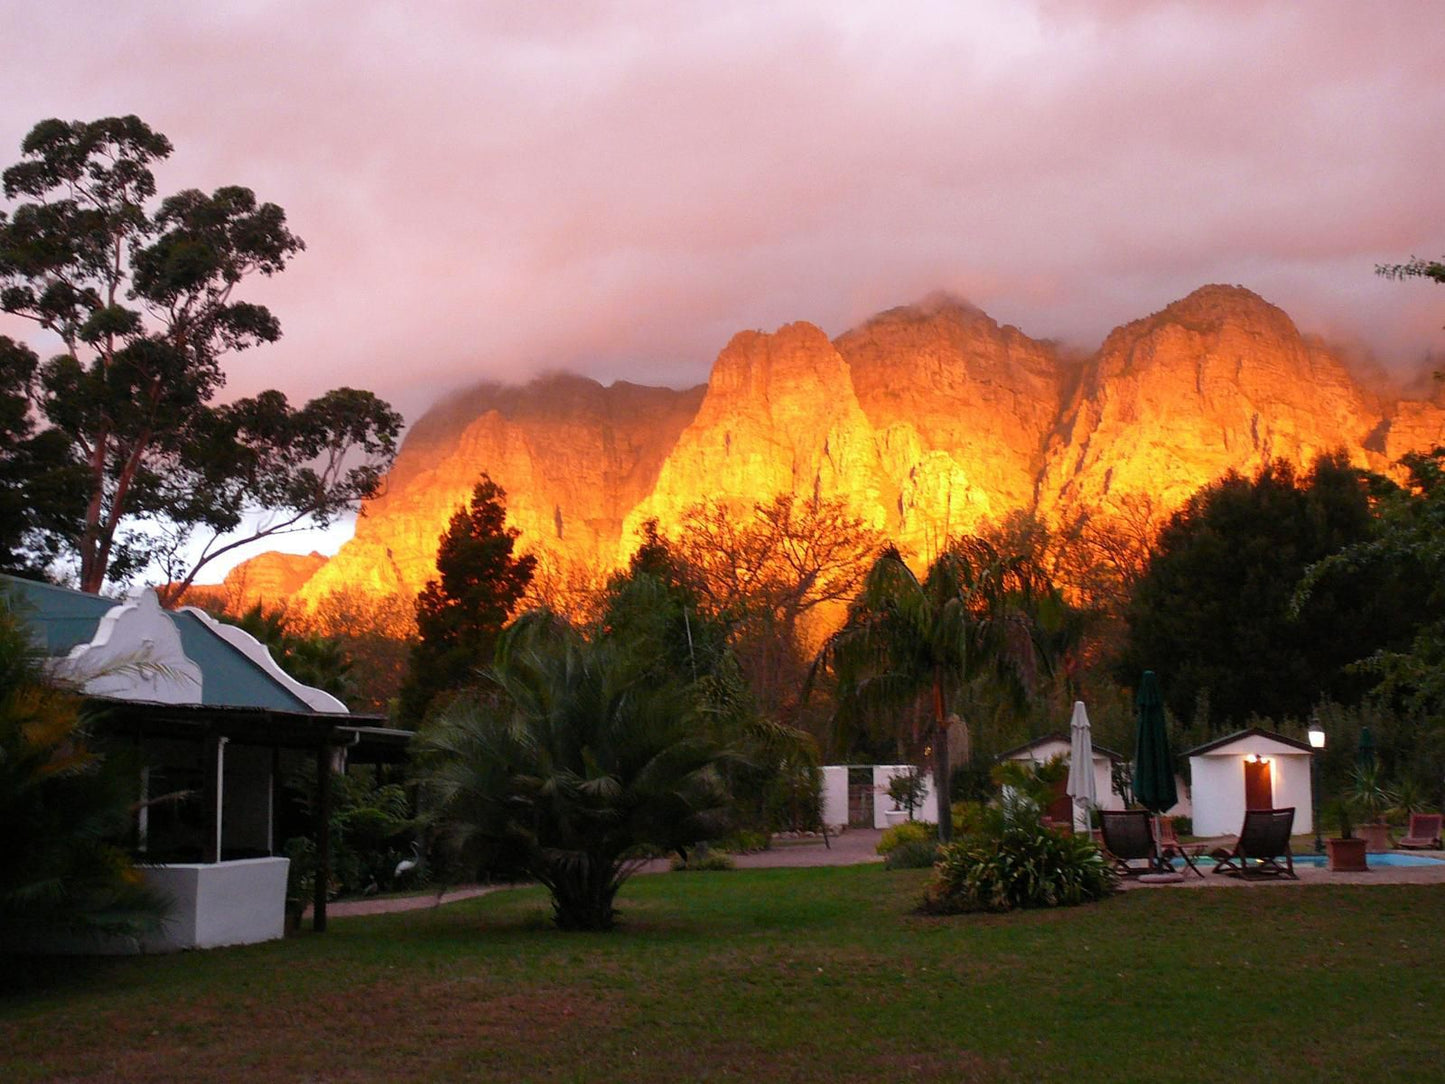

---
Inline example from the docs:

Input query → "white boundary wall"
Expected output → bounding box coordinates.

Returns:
[820,765,941,828]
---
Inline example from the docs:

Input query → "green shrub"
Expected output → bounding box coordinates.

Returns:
[877,819,935,855]
[721,829,771,854]
[883,838,941,870]
[921,809,1116,914]
[951,800,989,837]
[670,850,736,872]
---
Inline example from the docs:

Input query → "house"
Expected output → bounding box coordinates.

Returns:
[997,734,1128,822]
[1184,727,1315,836]
[2,574,411,951]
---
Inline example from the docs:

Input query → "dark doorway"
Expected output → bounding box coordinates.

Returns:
[1244,757,1273,810]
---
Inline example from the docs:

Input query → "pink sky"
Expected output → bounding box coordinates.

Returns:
[3,1,1443,429]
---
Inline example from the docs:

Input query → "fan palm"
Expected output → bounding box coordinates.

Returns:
[0,597,166,946]
[816,539,1055,844]
[414,609,737,931]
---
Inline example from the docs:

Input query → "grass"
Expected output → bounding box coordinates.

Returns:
[3,866,1443,1082]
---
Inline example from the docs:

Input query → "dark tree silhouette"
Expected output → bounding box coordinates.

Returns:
[398,475,536,723]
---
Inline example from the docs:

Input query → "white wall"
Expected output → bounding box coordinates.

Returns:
[1190,745,1313,836]
[141,857,290,952]
[820,766,849,828]
[874,765,939,828]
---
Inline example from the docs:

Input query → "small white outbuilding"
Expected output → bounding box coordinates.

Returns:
[1184,728,1315,837]
[998,734,1127,818]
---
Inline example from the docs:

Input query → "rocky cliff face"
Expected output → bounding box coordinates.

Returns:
[294,373,703,606]
[620,321,893,554]
[221,285,1442,612]
[1036,285,1390,524]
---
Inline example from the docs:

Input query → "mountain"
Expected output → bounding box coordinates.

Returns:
[219,285,1445,612]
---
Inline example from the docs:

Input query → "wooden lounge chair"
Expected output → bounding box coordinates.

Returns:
[1098,810,1168,877]
[1154,815,1206,877]
[1211,807,1297,879]
[1397,813,1443,850]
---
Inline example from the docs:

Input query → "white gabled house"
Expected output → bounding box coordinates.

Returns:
[3,574,410,952]
[1184,727,1315,836]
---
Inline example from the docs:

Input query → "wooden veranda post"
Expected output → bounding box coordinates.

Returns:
[313,740,331,933]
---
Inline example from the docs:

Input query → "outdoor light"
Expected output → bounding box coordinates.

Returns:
[1308,716,1326,853]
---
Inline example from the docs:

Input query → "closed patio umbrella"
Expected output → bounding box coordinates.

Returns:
[1133,671,1178,814]
[1065,700,1097,833]
[1357,726,1377,768]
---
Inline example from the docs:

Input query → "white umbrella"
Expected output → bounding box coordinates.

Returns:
[1065,700,1098,834]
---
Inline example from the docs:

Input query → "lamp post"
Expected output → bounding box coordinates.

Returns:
[1308,717,1327,853]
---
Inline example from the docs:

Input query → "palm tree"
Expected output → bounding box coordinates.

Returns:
[414,609,737,931]
[816,539,1055,844]
[0,597,166,946]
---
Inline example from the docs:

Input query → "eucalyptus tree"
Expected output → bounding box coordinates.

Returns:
[815,539,1057,843]
[414,609,737,931]
[0,115,400,592]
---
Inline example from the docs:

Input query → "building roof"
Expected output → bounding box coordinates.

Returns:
[4,573,333,714]
[997,732,1124,762]
[2,574,117,655]
[1182,726,1315,757]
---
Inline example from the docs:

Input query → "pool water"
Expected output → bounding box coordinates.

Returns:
[1293,852,1443,868]
[1182,852,1444,869]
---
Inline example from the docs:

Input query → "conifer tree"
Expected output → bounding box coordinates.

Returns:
[398,475,535,723]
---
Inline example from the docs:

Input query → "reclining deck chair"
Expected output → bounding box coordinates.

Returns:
[1098,810,1167,877]
[1211,807,1297,879]
[1397,812,1443,850]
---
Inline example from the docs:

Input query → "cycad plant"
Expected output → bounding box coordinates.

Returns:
[414,609,737,931]
[816,539,1057,843]
[0,598,166,947]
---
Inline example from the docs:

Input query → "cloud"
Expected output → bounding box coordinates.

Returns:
[2,0,1442,426]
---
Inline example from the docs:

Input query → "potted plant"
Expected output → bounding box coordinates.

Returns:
[1349,763,1396,854]
[1324,799,1368,872]
[886,766,928,823]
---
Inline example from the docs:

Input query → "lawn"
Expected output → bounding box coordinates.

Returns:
[2,866,1441,1083]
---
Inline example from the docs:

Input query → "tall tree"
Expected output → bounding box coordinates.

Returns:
[1119,454,1420,728]
[0,116,401,592]
[399,475,536,724]
[1299,448,1445,717]
[1377,255,1445,286]
[0,337,86,576]
[668,494,883,721]
[815,539,1054,844]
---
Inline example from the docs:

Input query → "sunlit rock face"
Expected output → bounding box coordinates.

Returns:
[836,294,1068,558]
[223,284,1442,613]
[620,321,893,554]
[1038,285,1387,524]
[221,550,330,601]
[294,374,703,606]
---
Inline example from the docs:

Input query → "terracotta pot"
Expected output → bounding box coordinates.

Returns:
[1326,836,1368,872]
[1357,822,1393,854]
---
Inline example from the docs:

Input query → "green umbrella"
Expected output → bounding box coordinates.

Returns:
[1133,670,1178,814]
[1357,726,1377,768]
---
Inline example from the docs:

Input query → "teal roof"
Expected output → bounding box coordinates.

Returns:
[171,610,314,712]
[1,574,118,655]
[1,573,328,714]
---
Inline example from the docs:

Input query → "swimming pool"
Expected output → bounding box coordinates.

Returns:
[1181,852,1444,869]
[1293,852,1444,868]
